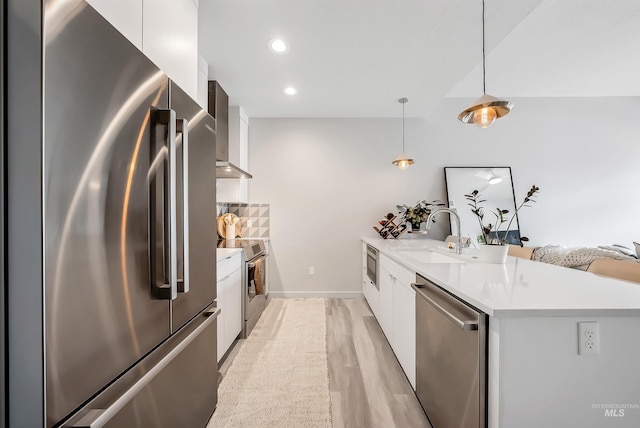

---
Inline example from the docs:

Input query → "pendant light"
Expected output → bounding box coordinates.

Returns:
[392,98,415,170]
[458,0,513,128]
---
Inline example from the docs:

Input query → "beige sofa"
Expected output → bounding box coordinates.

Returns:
[507,245,640,284]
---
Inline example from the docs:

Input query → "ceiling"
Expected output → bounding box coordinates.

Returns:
[198,0,640,118]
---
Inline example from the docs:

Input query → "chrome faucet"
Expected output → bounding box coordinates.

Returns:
[426,208,464,254]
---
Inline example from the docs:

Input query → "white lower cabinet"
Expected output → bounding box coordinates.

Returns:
[378,265,395,343]
[361,249,416,390]
[217,253,242,363]
[362,277,379,317]
[393,280,416,389]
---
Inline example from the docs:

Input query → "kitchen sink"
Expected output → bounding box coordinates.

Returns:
[394,249,466,264]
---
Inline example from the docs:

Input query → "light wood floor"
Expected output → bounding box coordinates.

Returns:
[219,298,431,428]
[326,298,431,428]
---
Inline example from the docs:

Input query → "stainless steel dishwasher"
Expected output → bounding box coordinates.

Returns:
[412,273,487,428]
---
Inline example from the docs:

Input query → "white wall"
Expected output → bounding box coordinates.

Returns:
[249,97,640,295]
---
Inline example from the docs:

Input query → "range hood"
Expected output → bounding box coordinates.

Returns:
[208,81,252,179]
[216,161,252,179]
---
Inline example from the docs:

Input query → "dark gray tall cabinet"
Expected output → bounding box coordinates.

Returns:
[1,0,5,425]
[5,0,45,426]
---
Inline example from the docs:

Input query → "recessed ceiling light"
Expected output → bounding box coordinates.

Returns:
[283,87,297,95]
[269,39,289,53]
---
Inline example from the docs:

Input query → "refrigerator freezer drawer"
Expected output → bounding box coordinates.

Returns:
[63,305,220,428]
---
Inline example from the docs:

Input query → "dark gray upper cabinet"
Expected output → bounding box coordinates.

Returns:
[208,80,228,162]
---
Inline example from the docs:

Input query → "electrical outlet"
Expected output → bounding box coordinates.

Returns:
[246,219,253,228]
[309,266,315,276]
[578,322,600,355]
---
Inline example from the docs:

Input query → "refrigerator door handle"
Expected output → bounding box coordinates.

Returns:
[150,109,178,300]
[65,307,221,428]
[176,118,190,294]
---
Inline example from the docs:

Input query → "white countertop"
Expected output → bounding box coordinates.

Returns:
[363,236,640,317]
[216,248,242,262]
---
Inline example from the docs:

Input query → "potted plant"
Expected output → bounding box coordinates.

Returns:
[396,200,445,232]
[465,185,540,262]
[465,184,540,245]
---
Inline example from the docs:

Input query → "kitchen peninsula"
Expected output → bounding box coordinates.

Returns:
[362,237,640,428]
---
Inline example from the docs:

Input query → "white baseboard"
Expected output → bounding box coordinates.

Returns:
[267,291,364,299]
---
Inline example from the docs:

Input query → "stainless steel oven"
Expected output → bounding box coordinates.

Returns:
[245,248,267,337]
[218,239,268,338]
[366,244,379,289]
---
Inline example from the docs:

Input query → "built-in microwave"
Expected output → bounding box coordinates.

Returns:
[366,244,379,290]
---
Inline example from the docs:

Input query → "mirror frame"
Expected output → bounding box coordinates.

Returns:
[444,166,522,245]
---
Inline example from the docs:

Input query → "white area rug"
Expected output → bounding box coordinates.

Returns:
[207,298,332,428]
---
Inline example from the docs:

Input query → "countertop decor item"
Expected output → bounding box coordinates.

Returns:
[373,213,407,239]
[391,98,415,170]
[478,242,509,263]
[465,184,540,246]
[397,200,445,233]
[458,0,513,128]
[217,213,241,238]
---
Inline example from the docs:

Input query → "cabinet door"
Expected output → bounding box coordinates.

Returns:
[216,281,225,363]
[225,269,242,347]
[237,114,249,201]
[363,277,379,318]
[143,0,198,99]
[86,0,143,49]
[217,107,249,203]
[378,267,394,343]
[393,282,416,389]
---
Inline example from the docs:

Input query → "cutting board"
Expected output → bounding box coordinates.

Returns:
[217,214,241,238]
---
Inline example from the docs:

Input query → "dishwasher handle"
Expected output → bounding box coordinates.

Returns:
[412,283,478,331]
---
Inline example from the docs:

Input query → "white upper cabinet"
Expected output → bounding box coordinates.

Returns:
[217,106,250,203]
[86,0,143,49]
[143,0,199,99]
[86,0,199,100]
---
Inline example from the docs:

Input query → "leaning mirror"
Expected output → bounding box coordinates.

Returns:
[444,167,521,245]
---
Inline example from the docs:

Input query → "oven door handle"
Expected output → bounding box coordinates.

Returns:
[247,254,267,265]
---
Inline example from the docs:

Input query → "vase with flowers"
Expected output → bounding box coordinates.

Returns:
[396,200,445,233]
[465,185,540,262]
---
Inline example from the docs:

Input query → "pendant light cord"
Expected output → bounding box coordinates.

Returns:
[482,0,486,94]
[402,100,405,152]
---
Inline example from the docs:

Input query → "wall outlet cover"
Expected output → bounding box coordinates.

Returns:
[578,321,600,356]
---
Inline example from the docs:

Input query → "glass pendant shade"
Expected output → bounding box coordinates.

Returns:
[393,97,414,170]
[459,94,512,128]
[458,0,513,128]
[392,154,415,170]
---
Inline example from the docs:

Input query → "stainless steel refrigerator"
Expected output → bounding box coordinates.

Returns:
[43,2,218,427]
